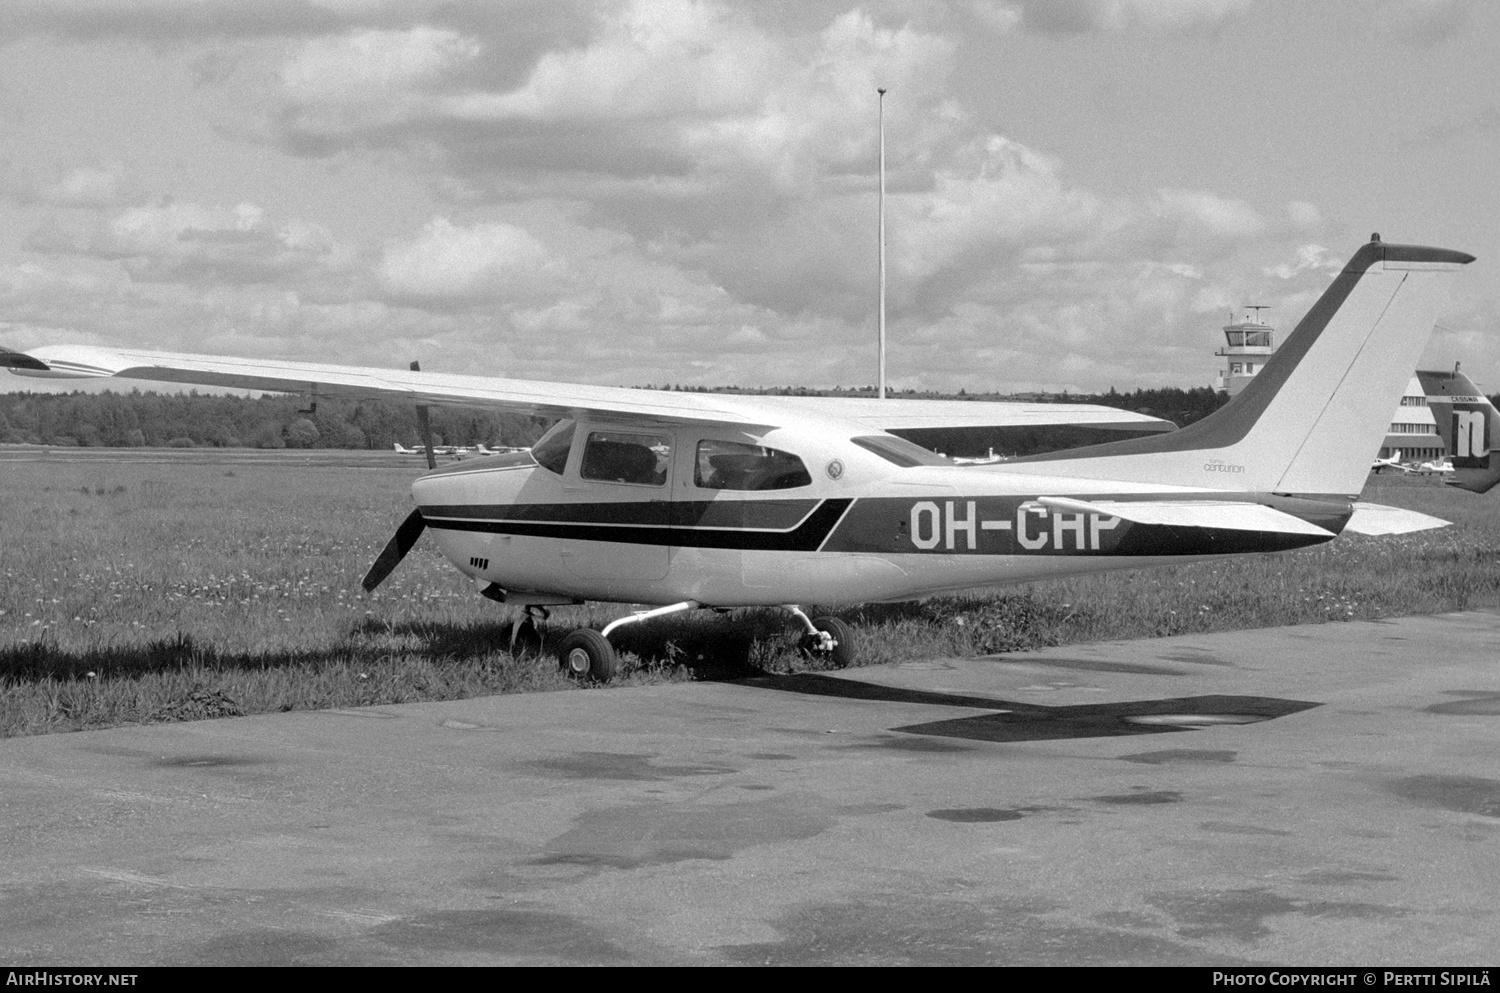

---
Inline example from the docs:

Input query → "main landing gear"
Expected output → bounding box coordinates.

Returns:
[551,601,856,684]
[785,606,855,670]
[556,628,617,682]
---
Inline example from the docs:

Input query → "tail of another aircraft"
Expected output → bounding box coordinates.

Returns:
[1007,236,1475,497]
[1418,366,1500,493]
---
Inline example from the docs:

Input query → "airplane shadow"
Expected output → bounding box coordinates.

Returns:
[734,672,1321,743]
[0,617,765,683]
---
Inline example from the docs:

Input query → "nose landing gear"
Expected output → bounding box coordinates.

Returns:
[508,605,548,656]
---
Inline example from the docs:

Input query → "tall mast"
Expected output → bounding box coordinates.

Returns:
[877,87,887,400]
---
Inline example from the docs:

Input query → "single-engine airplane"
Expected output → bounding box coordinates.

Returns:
[2,235,1483,681]
[394,442,501,458]
[1416,457,1455,476]
[1371,451,1412,474]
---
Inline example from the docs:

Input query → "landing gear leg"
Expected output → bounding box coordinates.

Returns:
[509,605,548,655]
[558,600,702,684]
[784,605,855,669]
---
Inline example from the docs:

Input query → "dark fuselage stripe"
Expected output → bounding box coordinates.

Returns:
[420,498,821,530]
[424,498,853,551]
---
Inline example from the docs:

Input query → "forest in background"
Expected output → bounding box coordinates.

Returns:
[0,382,1430,450]
[0,389,550,450]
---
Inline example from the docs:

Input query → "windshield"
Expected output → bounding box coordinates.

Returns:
[530,419,575,474]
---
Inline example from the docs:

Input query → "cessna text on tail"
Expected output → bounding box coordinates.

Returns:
[3,236,1474,680]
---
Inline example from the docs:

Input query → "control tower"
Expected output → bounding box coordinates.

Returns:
[1213,306,1275,396]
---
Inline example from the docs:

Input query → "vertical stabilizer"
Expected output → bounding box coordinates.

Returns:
[1418,367,1500,493]
[1005,237,1474,496]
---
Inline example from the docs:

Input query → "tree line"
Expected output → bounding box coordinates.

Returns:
[0,390,549,450]
[8,384,1490,450]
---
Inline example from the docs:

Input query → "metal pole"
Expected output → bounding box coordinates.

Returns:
[878,87,886,400]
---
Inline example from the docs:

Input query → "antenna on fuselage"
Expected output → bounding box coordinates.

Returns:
[877,86,887,400]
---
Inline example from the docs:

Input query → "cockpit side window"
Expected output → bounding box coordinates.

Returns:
[530,419,575,475]
[695,439,812,490]
[850,434,952,467]
[581,430,671,486]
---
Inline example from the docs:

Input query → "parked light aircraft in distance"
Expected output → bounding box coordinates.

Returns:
[2,235,1482,681]
[394,442,502,458]
[1416,458,1455,475]
[1372,451,1410,474]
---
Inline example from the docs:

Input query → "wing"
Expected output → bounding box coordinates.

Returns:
[746,395,1174,435]
[4,343,1174,435]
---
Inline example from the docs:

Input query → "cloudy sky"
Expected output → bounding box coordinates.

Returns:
[2,0,1496,395]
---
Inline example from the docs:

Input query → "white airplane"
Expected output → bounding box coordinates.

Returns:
[1371,451,1412,474]
[394,442,499,458]
[1,235,1476,682]
[1415,457,1455,475]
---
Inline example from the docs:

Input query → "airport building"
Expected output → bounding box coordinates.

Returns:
[1211,313,1447,463]
[1377,378,1446,462]
[1212,309,1275,396]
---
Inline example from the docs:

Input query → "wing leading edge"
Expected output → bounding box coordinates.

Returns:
[5,343,1176,436]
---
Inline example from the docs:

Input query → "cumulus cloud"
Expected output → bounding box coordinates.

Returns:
[444,0,772,122]
[0,0,333,40]
[0,161,137,209]
[282,26,481,105]
[1263,243,1338,281]
[8,1,1472,393]
[268,3,957,192]
[27,200,345,286]
[379,216,558,303]
[997,0,1253,35]
[1153,190,1266,240]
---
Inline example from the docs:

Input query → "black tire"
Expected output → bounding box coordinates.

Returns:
[802,616,855,669]
[557,628,618,683]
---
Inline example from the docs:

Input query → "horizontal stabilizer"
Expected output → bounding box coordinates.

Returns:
[1037,497,1335,536]
[1343,502,1450,536]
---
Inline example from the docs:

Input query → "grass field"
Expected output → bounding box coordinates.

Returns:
[3,453,1499,737]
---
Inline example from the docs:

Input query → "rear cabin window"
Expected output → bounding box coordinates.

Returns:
[530,419,575,475]
[850,435,953,467]
[581,431,671,486]
[695,440,812,491]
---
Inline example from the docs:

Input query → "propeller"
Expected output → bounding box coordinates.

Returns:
[362,508,427,592]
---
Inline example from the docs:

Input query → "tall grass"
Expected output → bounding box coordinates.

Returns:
[3,459,1497,737]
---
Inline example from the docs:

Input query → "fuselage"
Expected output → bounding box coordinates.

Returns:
[411,416,1351,607]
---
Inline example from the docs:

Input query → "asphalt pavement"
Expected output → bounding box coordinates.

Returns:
[2,611,1498,966]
